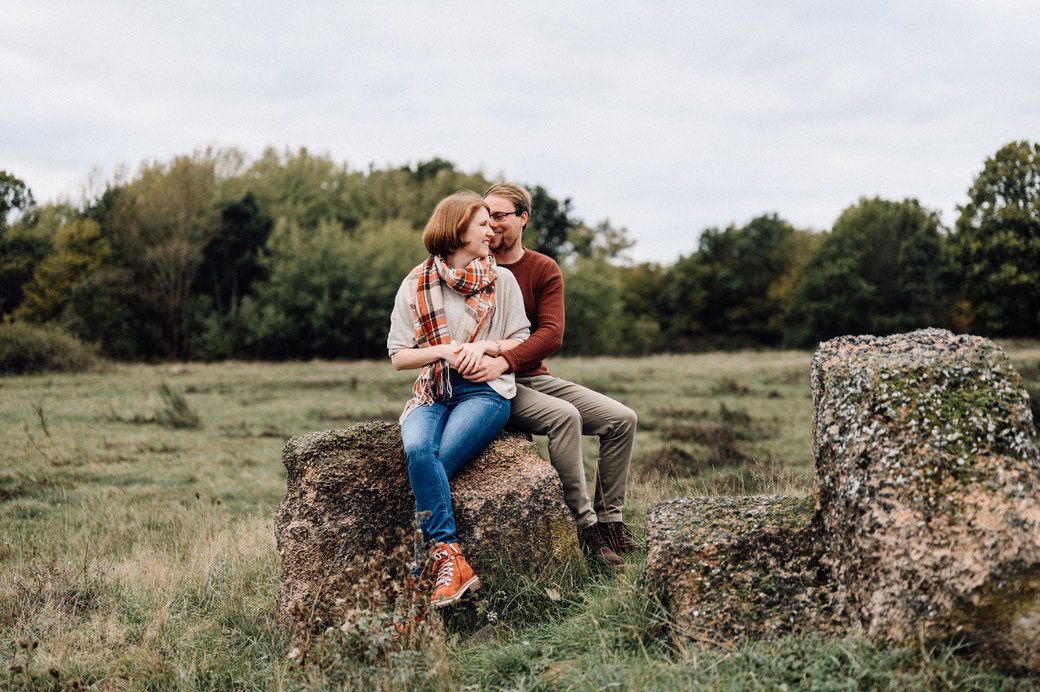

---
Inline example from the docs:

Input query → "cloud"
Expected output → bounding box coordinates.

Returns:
[3,0,1039,262]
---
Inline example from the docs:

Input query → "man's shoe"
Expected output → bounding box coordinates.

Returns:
[599,521,642,554]
[429,543,481,608]
[579,524,623,567]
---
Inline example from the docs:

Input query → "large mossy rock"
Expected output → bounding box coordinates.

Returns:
[275,421,578,627]
[644,496,840,646]
[812,328,1040,667]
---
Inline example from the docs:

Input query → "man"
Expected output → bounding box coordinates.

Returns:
[463,182,639,566]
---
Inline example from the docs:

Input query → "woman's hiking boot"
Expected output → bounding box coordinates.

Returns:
[579,523,623,567]
[429,542,481,608]
[599,521,641,554]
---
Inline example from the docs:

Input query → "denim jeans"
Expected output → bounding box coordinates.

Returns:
[400,371,510,546]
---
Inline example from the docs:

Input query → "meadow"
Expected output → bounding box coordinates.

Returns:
[2,347,1040,690]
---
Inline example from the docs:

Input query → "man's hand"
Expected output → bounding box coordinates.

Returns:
[462,355,510,383]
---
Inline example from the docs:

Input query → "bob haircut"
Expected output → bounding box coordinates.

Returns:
[484,182,532,230]
[422,191,489,257]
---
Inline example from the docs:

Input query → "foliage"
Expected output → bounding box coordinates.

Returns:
[785,197,952,347]
[0,170,35,230]
[11,144,1038,361]
[951,140,1040,336]
[241,218,426,359]
[560,256,623,356]
[102,153,223,358]
[662,214,815,349]
[525,184,579,261]
[60,267,161,360]
[221,146,364,231]
[14,219,112,323]
[188,193,273,360]
[0,321,101,374]
[0,221,51,318]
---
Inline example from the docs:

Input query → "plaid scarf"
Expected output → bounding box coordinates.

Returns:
[401,254,497,420]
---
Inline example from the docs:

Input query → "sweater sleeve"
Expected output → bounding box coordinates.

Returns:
[502,260,564,373]
[387,277,417,356]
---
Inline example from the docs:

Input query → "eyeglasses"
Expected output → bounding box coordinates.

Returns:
[489,210,523,222]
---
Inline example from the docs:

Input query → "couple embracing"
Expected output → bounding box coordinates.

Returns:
[387,183,638,609]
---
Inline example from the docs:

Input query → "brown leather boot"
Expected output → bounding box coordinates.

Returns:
[579,524,623,567]
[599,521,642,554]
[429,543,481,608]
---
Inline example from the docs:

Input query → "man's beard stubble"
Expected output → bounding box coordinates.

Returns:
[492,233,517,255]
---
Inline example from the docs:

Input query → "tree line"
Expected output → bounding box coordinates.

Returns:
[1,141,1038,362]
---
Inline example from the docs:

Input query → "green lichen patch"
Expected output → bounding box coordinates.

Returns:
[644,496,842,647]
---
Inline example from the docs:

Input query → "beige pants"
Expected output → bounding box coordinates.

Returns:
[509,375,637,529]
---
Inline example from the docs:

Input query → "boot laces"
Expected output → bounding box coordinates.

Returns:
[434,556,457,587]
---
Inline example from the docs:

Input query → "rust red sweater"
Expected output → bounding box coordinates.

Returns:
[498,249,563,377]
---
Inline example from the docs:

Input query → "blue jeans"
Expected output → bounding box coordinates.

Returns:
[400,371,510,546]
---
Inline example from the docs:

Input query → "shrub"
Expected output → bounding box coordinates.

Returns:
[0,321,101,374]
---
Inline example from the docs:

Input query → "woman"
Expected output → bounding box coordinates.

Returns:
[387,191,530,608]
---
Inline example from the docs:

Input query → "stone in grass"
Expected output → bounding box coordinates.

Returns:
[644,495,841,647]
[812,328,1040,669]
[274,421,579,628]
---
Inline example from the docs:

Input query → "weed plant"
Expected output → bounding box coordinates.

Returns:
[2,348,1039,689]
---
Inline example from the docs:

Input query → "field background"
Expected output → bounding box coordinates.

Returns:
[3,346,1039,689]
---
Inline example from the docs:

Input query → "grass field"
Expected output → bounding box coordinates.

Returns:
[2,346,1039,690]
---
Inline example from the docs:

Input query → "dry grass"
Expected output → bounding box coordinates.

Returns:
[2,345,1037,689]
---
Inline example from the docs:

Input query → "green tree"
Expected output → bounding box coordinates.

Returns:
[223,147,364,231]
[187,193,274,359]
[192,192,273,316]
[950,140,1040,335]
[0,204,69,316]
[660,214,813,349]
[560,256,623,356]
[241,218,426,359]
[0,171,35,231]
[15,219,112,322]
[525,185,578,261]
[103,153,221,357]
[61,267,160,360]
[785,197,950,347]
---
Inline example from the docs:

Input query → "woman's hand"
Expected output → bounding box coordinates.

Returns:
[438,341,459,368]
[452,341,486,375]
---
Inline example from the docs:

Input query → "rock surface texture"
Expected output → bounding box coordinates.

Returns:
[275,421,578,627]
[645,328,1040,670]
[643,496,839,646]
[812,328,1040,668]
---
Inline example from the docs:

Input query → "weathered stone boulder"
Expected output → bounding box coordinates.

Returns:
[275,421,579,627]
[644,496,840,645]
[812,328,1040,667]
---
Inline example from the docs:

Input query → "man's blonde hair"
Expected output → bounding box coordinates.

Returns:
[484,182,532,230]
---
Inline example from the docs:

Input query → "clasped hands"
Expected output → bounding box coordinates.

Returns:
[441,340,510,383]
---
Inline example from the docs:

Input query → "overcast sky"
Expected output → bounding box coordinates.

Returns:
[3,1,1039,263]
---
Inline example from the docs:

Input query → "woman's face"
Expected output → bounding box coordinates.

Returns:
[456,207,493,260]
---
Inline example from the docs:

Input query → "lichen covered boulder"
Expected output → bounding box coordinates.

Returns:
[644,495,840,645]
[275,421,579,627]
[812,328,1040,667]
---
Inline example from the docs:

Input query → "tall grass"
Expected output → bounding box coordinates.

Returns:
[2,348,1038,689]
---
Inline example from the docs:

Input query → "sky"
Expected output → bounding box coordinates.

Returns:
[3,1,1039,263]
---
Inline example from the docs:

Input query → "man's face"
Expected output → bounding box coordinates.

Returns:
[485,194,527,255]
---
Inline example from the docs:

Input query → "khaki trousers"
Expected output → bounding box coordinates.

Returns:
[509,375,637,529]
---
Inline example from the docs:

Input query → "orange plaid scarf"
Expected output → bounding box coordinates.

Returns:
[401,254,497,420]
